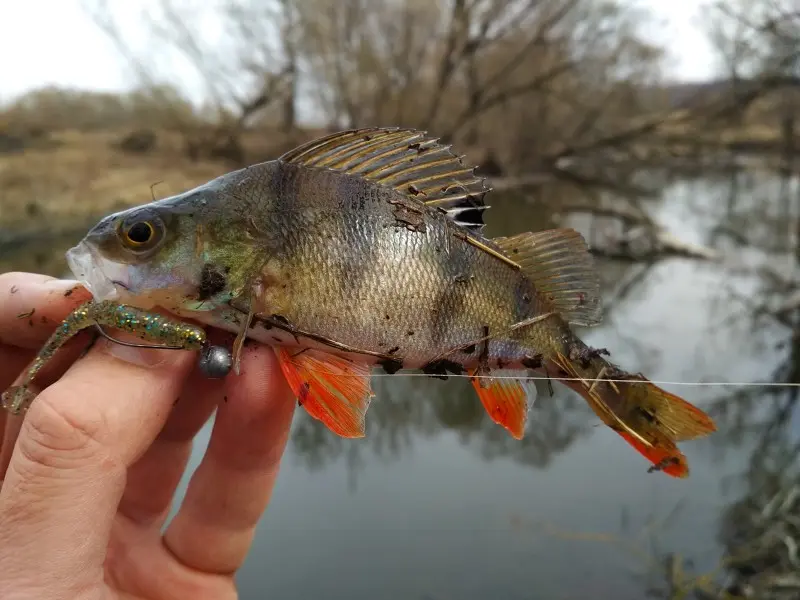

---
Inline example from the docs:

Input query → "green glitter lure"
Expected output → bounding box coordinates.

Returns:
[1,300,207,415]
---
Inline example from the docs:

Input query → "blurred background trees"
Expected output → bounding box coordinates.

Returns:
[1,0,795,181]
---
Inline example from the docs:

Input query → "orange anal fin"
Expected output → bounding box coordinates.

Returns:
[470,370,536,440]
[616,429,689,478]
[276,348,374,438]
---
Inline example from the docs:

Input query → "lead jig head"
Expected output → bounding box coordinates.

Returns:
[198,343,233,379]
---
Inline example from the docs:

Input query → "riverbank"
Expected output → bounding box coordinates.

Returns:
[2,125,797,239]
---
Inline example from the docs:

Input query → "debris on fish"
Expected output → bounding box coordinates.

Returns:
[10,127,716,477]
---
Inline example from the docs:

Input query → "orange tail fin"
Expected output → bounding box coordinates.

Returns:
[553,352,716,478]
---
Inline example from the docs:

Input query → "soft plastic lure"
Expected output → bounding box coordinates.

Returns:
[1,300,208,415]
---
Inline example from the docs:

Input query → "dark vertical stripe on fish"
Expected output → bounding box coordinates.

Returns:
[513,276,536,324]
[429,225,471,348]
[268,161,304,254]
[332,174,384,307]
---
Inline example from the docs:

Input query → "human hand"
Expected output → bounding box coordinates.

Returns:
[0,272,296,600]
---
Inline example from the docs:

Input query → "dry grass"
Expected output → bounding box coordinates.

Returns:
[0,129,225,230]
[0,106,790,238]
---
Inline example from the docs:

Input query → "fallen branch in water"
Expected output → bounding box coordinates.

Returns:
[649,229,721,261]
[487,172,718,263]
[552,200,654,226]
[523,471,800,599]
[557,205,720,262]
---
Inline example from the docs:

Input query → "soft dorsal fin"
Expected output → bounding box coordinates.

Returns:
[278,127,490,232]
[493,228,602,327]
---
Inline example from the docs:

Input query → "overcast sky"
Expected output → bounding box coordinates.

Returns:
[0,0,718,104]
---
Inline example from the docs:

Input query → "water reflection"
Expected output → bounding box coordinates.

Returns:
[705,289,798,597]
[543,173,797,599]
[637,334,799,599]
[289,375,593,490]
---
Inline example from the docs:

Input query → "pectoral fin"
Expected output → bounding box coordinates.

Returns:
[276,348,374,438]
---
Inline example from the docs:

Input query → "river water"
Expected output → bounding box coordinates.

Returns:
[2,171,797,599]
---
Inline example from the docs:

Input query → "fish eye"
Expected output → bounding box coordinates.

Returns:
[119,213,165,252]
[126,221,153,244]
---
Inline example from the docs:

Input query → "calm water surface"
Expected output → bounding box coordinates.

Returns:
[2,173,797,599]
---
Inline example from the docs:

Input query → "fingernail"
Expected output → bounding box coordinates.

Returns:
[101,337,171,367]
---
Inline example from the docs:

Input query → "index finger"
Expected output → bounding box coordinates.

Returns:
[0,272,91,349]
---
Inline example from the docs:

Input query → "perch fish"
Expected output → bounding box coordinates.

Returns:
[3,128,716,477]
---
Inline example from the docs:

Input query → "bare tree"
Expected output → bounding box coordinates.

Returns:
[699,0,800,123]
[80,0,713,184]
[82,0,300,162]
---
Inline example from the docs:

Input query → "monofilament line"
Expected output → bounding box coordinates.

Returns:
[318,371,800,387]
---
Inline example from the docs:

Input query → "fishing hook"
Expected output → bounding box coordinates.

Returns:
[93,324,187,350]
[94,325,233,379]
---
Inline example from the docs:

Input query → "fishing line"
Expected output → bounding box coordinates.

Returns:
[343,373,800,388]
[92,330,799,387]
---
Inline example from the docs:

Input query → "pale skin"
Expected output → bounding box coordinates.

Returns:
[0,272,297,600]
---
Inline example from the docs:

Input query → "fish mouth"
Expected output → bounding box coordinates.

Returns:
[65,241,130,302]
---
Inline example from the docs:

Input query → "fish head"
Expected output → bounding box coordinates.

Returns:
[66,199,205,310]
[65,173,265,312]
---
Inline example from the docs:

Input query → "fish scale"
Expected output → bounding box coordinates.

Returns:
[4,126,717,478]
[263,164,521,363]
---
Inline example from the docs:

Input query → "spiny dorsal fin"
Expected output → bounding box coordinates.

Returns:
[278,127,490,232]
[493,229,602,327]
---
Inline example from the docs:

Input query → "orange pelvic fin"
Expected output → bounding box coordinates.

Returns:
[470,369,537,439]
[276,348,374,438]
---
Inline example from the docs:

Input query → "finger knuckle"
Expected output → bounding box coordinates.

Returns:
[17,389,108,470]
